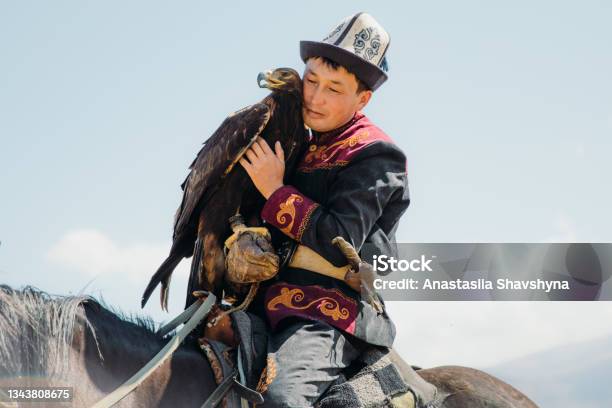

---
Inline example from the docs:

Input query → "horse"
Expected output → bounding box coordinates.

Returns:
[0,284,538,407]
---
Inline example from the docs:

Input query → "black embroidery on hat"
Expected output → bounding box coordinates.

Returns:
[334,12,363,46]
[323,22,345,42]
[353,27,381,62]
[353,28,371,52]
[367,35,381,60]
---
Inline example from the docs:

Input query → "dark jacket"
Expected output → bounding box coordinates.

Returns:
[257,111,410,348]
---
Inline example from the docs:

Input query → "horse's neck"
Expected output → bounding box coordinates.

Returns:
[81,305,165,381]
[73,304,218,407]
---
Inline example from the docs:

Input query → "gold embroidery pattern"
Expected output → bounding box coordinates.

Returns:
[296,203,319,241]
[298,160,349,173]
[267,287,350,321]
[303,145,327,164]
[256,355,277,394]
[276,194,303,237]
[303,132,365,164]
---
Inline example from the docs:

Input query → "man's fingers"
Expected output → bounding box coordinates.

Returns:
[251,141,265,158]
[239,157,252,172]
[245,149,258,163]
[275,141,285,162]
[257,138,274,155]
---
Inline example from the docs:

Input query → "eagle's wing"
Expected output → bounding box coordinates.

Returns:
[140,102,271,310]
[173,102,271,242]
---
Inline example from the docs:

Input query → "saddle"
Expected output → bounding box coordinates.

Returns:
[198,310,268,408]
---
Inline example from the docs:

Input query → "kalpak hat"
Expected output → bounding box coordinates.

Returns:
[300,12,390,91]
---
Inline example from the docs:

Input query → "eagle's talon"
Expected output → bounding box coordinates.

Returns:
[192,290,210,299]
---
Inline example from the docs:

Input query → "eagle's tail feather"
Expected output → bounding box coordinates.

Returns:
[184,236,205,310]
[141,253,182,309]
[160,274,172,312]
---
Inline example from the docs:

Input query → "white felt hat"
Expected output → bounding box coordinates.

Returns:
[300,12,390,91]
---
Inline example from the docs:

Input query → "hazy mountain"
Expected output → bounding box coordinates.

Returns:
[486,335,612,407]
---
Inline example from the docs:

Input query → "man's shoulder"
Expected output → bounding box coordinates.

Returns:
[349,114,399,153]
[345,113,405,164]
[352,112,394,144]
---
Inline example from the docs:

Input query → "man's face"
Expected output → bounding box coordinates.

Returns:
[302,57,372,132]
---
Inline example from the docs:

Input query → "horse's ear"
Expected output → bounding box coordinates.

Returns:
[81,298,100,312]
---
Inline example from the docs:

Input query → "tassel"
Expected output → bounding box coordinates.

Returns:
[379,56,389,72]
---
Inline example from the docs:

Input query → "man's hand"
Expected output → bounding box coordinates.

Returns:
[239,138,285,199]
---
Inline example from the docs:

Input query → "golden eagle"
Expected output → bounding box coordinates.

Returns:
[141,68,306,311]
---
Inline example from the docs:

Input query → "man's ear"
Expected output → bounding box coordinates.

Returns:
[356,90,373,111]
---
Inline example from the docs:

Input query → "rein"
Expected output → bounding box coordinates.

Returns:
[90,294,216,408]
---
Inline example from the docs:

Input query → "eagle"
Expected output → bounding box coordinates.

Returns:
[141,68,307,311]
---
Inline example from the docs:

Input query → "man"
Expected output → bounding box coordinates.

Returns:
[239,12,410,407]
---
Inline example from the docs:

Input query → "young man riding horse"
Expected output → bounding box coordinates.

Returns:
[237,12,411,407]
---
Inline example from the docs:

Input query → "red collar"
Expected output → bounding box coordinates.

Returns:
[310,111,365,144]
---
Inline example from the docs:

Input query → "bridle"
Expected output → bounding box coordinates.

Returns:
[88,294,257,408]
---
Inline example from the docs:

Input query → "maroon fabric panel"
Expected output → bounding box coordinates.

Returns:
[265,282,357,334]
[260,185,319,241]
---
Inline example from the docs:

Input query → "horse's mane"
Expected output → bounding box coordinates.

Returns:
[0,284,162,377]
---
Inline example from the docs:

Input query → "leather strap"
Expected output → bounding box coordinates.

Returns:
[91,295,216,408]
[200,369,264,408]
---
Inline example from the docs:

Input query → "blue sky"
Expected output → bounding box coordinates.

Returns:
[1,1,612,402]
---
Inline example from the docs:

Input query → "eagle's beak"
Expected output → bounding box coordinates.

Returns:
[257,71,271,88]
[257,70,285,90]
